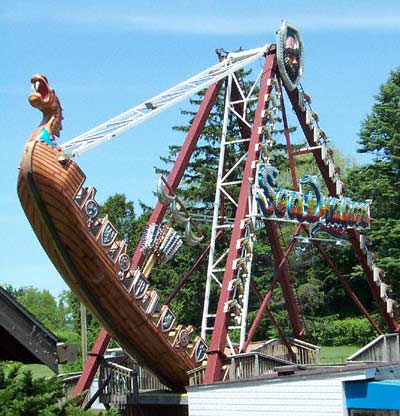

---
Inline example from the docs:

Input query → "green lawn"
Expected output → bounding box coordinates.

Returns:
[4,363,56,379]
[319,345,361,364]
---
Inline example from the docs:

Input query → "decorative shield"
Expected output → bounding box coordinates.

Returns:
[178,329,190,347]
[118,253,131,272]
[173,325,193,348]
[157,305,176,333]
[101,222,117,246]
[192,337,208,362]
[141,290,159,316]
[84,199,99,219]
[276,21,304,91]
[107,241,119,262]
[131,271,149,300]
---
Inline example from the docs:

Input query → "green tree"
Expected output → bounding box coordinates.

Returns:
[100,193,144,253]
[346,67,400,294]
[3,286,66,333]
[0,364,117,416]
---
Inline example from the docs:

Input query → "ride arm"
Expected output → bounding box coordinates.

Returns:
[61,45,270,157]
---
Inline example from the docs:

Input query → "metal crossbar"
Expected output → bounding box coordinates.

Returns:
[61,45,270,157]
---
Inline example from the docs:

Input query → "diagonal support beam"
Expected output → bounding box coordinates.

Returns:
[264,220,304,338]
[315,243,382,335]
[231,66,304,340]
[72,328,111,401]
[242,224,302,352]
[130,79,224,270]
[286,86,400,333]
[250,280,297,361]
[165,230,223,306]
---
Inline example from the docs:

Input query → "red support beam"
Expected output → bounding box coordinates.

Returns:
[264,221,304,338]
[71,328,111,400]
[261,77,305,339]
[250,280,297,362]
[243,224,302,352]
[231,65,304,341]
[277,76,298,188]
[233,67,304,340]
[285,85,400,333]
[203,50,278,383]
[130,79,224,270]
[315,243,382,335]
[285,87,336,196]
[165,230,223,306]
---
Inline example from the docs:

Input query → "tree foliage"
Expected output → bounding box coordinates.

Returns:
[0,364,117,416]
[346,67,400,294]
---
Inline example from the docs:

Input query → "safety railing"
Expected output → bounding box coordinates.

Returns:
[99,361,138,410]
[188,351,293,385]
[252,338,320,365]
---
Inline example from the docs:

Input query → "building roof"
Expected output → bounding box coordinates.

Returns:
[0,286,60,372]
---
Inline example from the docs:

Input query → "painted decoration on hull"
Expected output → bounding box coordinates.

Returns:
[131,271,150,299]
[191,337,208,363]
[256,163,371,237]
[276,21,304,91]
[158,305,176,333]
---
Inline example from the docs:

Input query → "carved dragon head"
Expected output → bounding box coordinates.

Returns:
[29,74,63,138]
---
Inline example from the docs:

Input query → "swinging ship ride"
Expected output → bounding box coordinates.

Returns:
[17,74,207,391]
[17,21,400,401]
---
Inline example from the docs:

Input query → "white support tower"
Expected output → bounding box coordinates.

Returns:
[200,68,266,351]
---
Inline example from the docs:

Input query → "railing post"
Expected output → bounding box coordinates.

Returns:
[229,357,236,381]
[254,354,260,377]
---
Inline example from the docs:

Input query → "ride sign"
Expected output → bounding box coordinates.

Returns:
[256,163,371,237]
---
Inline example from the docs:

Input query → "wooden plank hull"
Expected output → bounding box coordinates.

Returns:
[17,140,198,391]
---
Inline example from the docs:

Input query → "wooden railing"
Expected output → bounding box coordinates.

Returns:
[99,362,138,410]
[253,338,320,365]
[188,366,206,386]
[61,372,81,400]
[188,352,294,385]
[131,362,167,391]
[228,352,292,381]
[347,333,400,363]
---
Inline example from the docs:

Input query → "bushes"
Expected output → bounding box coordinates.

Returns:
[0,364,117,416]
[307,315,377,346]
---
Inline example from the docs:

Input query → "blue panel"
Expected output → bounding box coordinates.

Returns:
[38,127,55,147]
[345,380,400,410]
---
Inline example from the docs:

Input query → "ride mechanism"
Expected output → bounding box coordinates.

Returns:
[22,21,400,393]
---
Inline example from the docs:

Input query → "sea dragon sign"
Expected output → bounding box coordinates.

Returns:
[256,163,371,237]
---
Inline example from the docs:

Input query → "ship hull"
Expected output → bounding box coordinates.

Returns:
[17,140,196,390]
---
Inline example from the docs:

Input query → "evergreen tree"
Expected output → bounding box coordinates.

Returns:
[0,364,117,416]
[346,68,400,294]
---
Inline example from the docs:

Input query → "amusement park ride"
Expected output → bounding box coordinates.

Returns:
[17,21,400,397]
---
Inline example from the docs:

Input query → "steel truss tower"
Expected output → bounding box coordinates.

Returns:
[201,50,303,356]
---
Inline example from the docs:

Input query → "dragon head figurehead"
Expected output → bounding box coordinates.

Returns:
[29,74,63,141]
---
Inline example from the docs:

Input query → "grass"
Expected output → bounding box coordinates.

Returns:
[3,363,56,379]
[319,345,361,364]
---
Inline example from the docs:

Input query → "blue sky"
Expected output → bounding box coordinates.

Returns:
[1,0,399,298]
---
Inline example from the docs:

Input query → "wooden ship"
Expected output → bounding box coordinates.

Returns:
[17,74,207,391]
